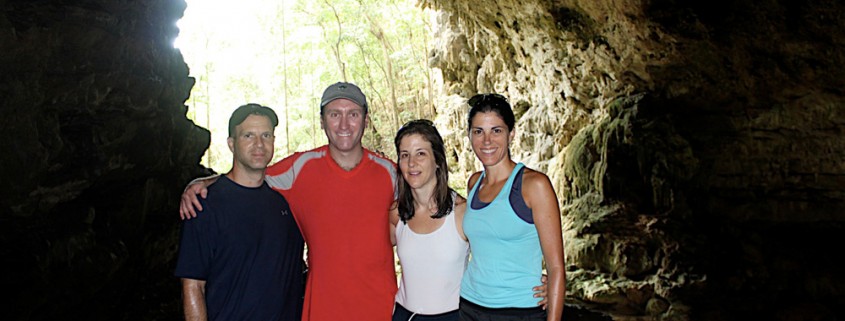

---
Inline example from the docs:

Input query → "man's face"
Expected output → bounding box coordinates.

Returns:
[228,114,275,173]
[321,98,368,154]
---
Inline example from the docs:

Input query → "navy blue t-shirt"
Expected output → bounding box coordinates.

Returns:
[175,175,305,321]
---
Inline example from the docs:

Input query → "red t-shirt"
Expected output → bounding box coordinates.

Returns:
[265,145,397,321]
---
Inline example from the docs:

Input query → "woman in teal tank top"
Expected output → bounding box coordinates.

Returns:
[459,94,566,321]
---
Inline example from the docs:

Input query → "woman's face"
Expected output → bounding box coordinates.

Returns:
[469,111,514,167]
[398,133,438,190]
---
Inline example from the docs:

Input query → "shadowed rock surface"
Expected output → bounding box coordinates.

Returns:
[1,0,843,320]
[423,0,844,320]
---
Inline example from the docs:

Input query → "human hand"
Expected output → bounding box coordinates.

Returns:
[179,180,209,220]
[533,274,548,309]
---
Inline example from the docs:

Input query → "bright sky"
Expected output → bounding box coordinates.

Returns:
[175,0,289,88]
[175,0,285,49]
[174,0,323,172]
[173,0,429,173]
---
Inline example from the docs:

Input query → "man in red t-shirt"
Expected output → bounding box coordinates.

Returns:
[180,82,397,321]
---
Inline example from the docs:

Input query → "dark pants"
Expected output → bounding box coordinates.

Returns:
[458,298,546,321]
[392,302,460,321]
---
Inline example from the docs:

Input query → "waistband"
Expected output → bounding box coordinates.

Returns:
[395,302,459,317]
[459,297,544,314]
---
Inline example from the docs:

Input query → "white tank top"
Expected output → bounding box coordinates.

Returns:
[394,198,469,314]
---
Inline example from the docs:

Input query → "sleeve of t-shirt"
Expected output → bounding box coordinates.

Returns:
[173,199,215,280]
[373,151,399,201]
[265,152,301,192]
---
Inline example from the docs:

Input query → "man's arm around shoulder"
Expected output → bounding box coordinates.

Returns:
[180,174,221,220]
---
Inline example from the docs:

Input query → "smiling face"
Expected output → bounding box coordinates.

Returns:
[469,111,515,167]
[228,114,275,174]
[321,98,368,155]
[398,133,438,190]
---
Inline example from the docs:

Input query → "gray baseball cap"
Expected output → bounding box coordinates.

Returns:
[320,82,368,114]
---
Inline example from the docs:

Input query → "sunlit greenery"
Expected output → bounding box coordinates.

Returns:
[176,0,435,173]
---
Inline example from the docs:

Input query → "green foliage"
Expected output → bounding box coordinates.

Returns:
[177,0,433,172]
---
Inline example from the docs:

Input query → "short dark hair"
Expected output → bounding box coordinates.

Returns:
[467,93,515,131]
[228,103,278,137]
[393,119,454,222]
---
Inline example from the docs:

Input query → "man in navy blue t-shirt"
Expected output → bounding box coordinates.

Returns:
[174,103,304,321]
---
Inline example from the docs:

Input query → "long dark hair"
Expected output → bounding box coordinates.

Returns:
[394,119,454,222]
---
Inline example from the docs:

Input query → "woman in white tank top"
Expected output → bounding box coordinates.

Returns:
[389,120,548,321]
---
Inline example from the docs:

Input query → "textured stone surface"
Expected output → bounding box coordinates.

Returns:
[1,0,844,320]
[423,0,845,319]
[0,0,210,320]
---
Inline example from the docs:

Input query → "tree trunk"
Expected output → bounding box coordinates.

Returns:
[323,0,346,81]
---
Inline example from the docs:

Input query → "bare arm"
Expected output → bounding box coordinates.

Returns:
[179,175,220,220]
[389,202,400,246]
[453,195,468,241]
[466,172,482,196]
[524,170,565,321]
[181,278,207,321]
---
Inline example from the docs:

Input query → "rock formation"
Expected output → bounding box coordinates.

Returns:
[0,0,210,319]
[424,0,844,320]
[1,0,843,320]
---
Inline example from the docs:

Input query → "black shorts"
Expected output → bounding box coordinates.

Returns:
[392,302,459,321]
[458,297,546,321]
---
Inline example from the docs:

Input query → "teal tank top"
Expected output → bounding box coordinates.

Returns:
[460,163,542,308]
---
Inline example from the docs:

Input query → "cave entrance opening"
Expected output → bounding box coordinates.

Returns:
[174,0,434,174]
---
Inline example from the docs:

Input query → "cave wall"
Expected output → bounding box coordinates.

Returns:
[0,0,210,320]
[424,0,845,320]
[2,0,844,320]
